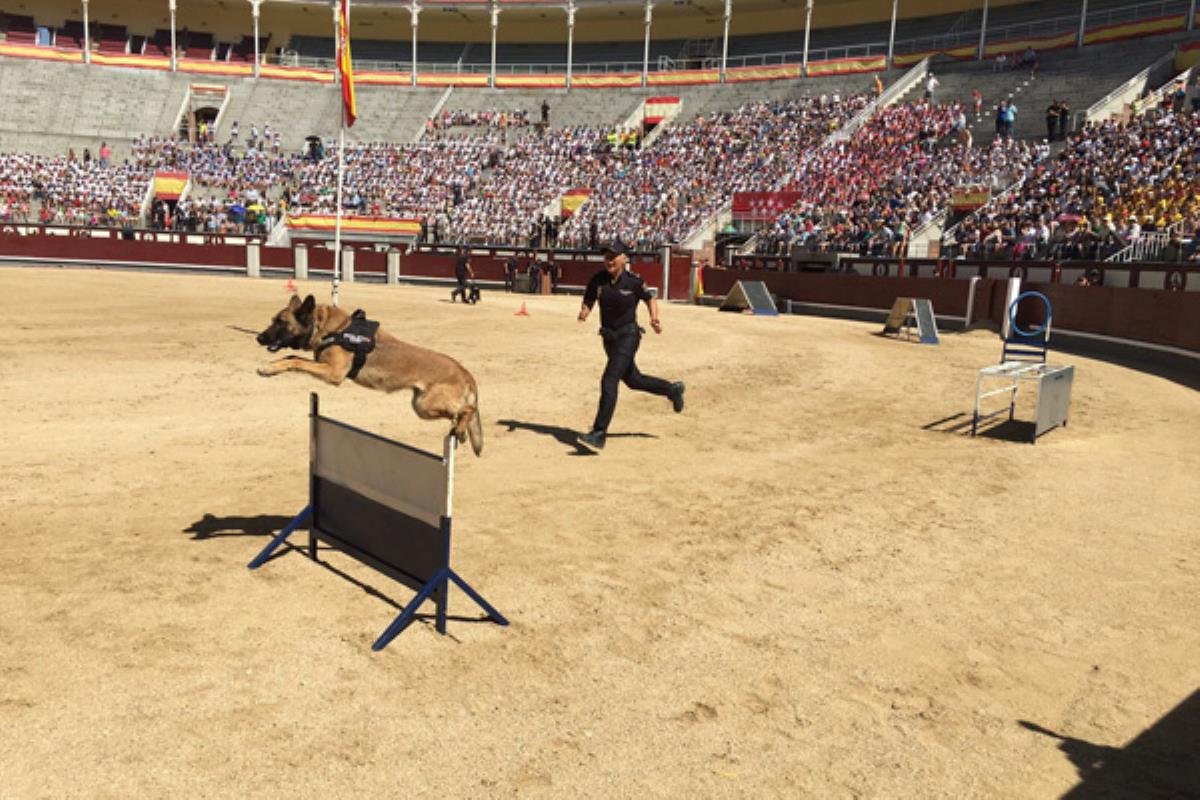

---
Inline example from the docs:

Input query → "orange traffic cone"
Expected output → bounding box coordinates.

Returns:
[285,278,296,293]
[514,302,530,317]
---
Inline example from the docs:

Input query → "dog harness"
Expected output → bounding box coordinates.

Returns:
[315,309,379,380]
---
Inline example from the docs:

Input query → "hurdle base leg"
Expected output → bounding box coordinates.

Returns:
[371,567,508,651]
[247,505,313,569]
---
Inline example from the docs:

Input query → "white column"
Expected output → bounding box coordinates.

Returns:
[720,0,731,83]
[410,3,420,87]
[642,0,653,88]
[1077,0,1088,48]
[331,0,340,86]
[169,0,177,72]
[251,0,262,77]
[977,0,989,61]
[490,2,499,89]
[566,2,576,89]
[886,0,898,69]
[82,0,90,64]
[802,0,813,76]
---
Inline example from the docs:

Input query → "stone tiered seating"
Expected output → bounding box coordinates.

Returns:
[0,58,192,157]
[96,24,128,55]
[3,15,38,45]
[931,37,1176,144]
[56,20,86,51]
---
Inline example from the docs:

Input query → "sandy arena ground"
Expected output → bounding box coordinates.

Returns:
[1,266,1197,798]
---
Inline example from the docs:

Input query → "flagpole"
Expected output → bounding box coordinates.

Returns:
[332,0,349,308]
[333,123,344,308]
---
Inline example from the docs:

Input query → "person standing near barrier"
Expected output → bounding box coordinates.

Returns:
[504,252,519,292]
[576,242,684,451]
[450,247,475,304]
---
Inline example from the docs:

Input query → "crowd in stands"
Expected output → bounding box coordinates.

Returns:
[943,107,1200,261]
[755,99,1044,256]
[429,109,534,130]
[0,90,1197,262]
[557,95,869,249]
[0,151,149,227]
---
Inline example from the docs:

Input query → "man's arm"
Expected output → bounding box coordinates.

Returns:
[646,296,662,333]
[578,274,599,322]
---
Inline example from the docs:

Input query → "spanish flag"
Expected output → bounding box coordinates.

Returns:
[337,0,357,127]
[153,171,189,200]
[560,188,591,218]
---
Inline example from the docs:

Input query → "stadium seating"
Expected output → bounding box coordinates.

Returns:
[146,30,173,58]
[3,15,38,45]
[229,35,269,64]
[55,20,86,51]
[96,25,128,55]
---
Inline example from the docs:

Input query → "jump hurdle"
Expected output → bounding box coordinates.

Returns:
[972,292,1074,443]
[248,393,507,649]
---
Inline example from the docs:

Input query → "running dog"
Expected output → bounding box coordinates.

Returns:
[256,294,484,455]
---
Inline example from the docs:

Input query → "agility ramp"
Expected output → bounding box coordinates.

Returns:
[248,393,507,649]
[881,297,939,345]
[720,280,778,315]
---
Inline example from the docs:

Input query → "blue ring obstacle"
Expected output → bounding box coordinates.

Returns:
[1009,291,1052,339]
[1001,291,1052,363]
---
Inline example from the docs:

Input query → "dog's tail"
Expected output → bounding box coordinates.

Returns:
[466,388,483,457]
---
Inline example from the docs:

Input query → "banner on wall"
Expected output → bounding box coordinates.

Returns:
[642,96,681,125]
[732,191,803,219]
[288,214,421,235]
[951,187,991,211]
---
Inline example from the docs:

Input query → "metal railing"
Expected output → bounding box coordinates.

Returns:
[263,0,1190,79]
[1106,229,1174,262]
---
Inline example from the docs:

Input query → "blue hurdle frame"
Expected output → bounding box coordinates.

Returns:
[247,394,507,649]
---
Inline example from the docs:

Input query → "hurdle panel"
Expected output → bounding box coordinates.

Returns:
[312,415,451,599]
[248,393,506,649]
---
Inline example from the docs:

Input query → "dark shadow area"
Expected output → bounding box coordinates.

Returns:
[183,513,295,540]
[1020,689,1200,799]
[183,512,492,632]
[496,418,657,456]
[922,412,1036,443]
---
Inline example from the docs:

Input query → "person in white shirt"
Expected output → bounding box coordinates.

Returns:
[925,73,940,103]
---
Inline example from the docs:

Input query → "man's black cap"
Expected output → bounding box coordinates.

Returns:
[601,240,631,258]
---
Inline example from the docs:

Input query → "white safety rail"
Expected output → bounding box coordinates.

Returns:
[1079,48,1177,125]
[1106,229,1173,262]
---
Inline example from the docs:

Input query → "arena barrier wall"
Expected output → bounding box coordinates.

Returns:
[702,265,1200,358]
[0,229,692,299]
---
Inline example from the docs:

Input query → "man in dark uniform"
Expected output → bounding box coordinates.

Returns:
[450,247,475,304]
[527,253,543,294]
[545,250,560,293]
[576,241,684,451]
[504,251,519,293]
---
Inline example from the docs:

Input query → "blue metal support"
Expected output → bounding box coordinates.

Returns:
[247,505,312,569]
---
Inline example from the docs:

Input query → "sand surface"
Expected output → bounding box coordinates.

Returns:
[1,267,1197,798]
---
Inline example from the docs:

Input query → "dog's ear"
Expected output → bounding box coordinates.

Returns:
[298,295,316,317]
[287,294,302,310]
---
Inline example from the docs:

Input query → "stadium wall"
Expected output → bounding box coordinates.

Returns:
[699,267,1200,359]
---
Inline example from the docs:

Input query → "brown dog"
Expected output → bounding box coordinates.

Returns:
[256,294,483,455]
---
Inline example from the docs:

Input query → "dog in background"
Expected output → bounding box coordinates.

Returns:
[256,294,484,455]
